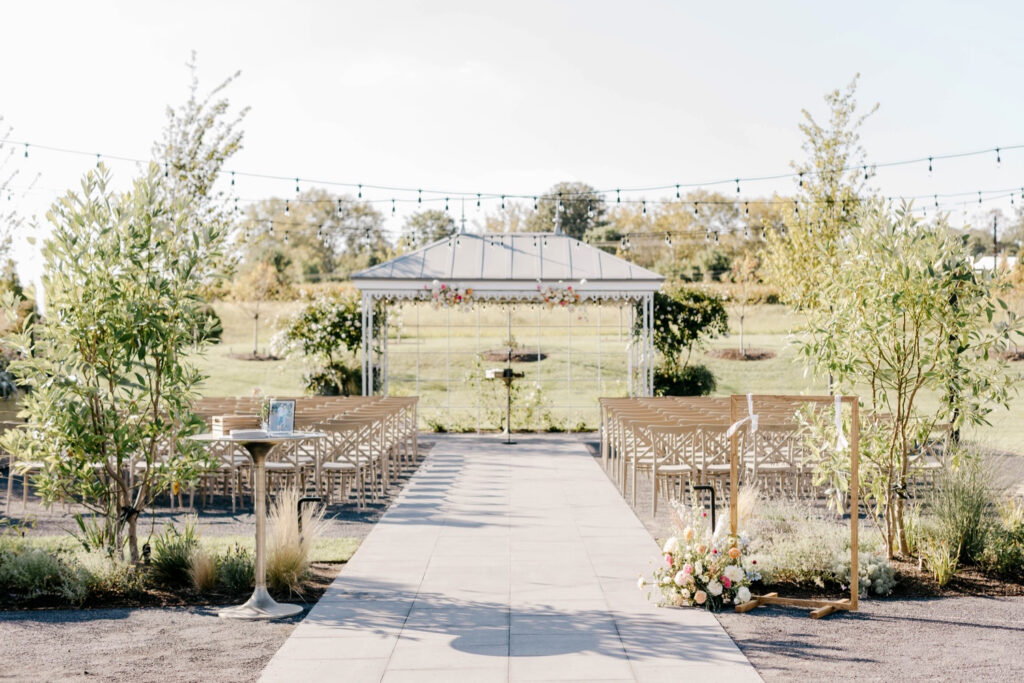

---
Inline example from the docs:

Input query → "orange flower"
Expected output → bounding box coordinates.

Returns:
[728,547,741,560]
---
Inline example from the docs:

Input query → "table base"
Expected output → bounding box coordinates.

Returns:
[218,586,303,620]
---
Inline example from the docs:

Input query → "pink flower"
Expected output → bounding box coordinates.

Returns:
[664,554,674,566]
[722,576,732,589]
[711,549,718,555]
[682,563,693,575]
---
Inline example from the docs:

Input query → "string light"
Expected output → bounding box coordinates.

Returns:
[675,184,680,199]
[863,165,868,181]
[417,189,422,204]
[392,198,396,215]
[693,202,699,217]
[744,202,749,217]
[735,178,740,194]
[996,148,1001,165]
[284,199,289,215]
[714,231,719,244]
[664,232,672,246]
[641,200,646,215]
[96,153,100,168]
[23,143,28,158]
[501,195,505,210]
[357,184,362,199]
[928,156,933,174]
[476,193,481,209]
[445,197,449,211]
[231,171,235,186]
[979,191,983,205]
[295,178,300,193]
[533,196,538,211]
[616,189,621,204]
[798,172,804,188]
[337,198,342,214]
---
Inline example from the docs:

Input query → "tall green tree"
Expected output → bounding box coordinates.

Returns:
[1,165,222,562]
[401,208,456,248]
[153,51,248,297]
[526,181,607,239]
[798,200,1020,557]
[762,74,877,309]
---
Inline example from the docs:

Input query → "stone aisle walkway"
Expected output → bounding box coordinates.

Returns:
[261,435,758,682]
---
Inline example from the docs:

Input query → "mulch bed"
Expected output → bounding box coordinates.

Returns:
[226,352,282,361]
[754,560,1024,602]
[481,349,547,362]
[0,562,343,611]
[706,348,777,361]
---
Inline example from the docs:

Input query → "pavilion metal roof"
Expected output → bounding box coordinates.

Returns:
[351,232,663,296]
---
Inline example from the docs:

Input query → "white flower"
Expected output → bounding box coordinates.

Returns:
[662,537,680,554]
[673,571,687,586]
[637,576,646,589]
[694,561,703,576]
[680,588,690,600]
[736,586,752,604]
[661,575,672,585]
[706,580,723,597]
[724,565,745,583]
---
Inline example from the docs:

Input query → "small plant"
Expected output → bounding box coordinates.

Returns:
[266,488,325,597]
[189,548,218,592]
[150,519,200,587]
[0,547,65,597]
[979,498,1024,581]
[653,362,716,396]
[920,536,958,587]
[216,545,254,594]
[931,458,993,565]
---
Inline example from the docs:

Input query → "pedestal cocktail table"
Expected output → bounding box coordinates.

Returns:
[191,431,327,620]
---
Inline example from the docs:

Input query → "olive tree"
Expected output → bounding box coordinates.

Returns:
[1,165,225,561]
[798,200,1020,557]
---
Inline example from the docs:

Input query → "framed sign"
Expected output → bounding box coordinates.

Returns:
[268,399,296,434]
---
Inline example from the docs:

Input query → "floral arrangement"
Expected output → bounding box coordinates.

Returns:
[251,387,271,427]
[640,500,758,611]
[537,279,585,309]
[424,280,473,309]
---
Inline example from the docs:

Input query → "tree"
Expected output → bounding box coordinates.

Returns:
[480,199,532,234]
[729,252,760,357]
[762,74,877,310]
[798,200,1020,558]
[644,285,729,370]
[401,209,456,248]
[526,181,607,239]
[1,165,221,562]
[231,260,290,356]
[153,51,248,298]
[275,292,382,395]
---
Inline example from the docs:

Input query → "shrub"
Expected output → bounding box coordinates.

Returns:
[189,548,218,592]
[150,520,199,588]
[267,488,325,597]
[746,500,894,597]
[979,498,1024,581]
[931,459,993,564]
[920,536,958,587]
[217,545,254,594]
[305,361,361,396]
[654,363,716,396]
[0,546,93,604]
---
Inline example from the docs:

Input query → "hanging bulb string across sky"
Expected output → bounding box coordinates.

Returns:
[4,135,1024,206]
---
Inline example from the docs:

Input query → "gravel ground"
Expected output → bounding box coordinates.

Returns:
[0,606,298,683]
[576,434,1024,681]
[0,438,435,683]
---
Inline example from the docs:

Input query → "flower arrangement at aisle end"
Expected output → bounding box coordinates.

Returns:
[639,499,758,612]
[537,279,586,309]
[424,280,473,310]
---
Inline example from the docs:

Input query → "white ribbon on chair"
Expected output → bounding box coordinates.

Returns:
[834,394,850,451]
[726,393,758,438]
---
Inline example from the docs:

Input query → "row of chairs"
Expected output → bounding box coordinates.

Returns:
[3,396,419,514]
[599,396,950,516]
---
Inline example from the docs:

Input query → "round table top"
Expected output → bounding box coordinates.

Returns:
[189,431,327,444]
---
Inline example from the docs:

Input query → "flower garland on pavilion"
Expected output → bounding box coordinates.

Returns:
[423,280,474,310]
[537,279,587,309]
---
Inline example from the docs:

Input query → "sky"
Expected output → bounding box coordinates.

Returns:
[2,0,1023,284]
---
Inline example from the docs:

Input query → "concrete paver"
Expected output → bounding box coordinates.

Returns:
[261,434,759,682]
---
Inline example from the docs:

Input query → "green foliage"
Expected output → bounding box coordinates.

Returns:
[643,285,729,369]
[150,520,200,588]
[920,536,958,587]
[930,459,993,565]
[979,498,1024,580]
[0,545,93,604]
[762,74,876,310]
[266,487,325,597]
[216,545,254,594]
[193,304,223,345]
[526,181,607,239]
[797,201,1020,557]
[746,500,894,597]
[0,165,220,562]
[653,362,716,396]
[275,292,379,394]
[401,209,456,249]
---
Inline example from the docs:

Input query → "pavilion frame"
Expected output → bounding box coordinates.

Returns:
[357,289,656,402]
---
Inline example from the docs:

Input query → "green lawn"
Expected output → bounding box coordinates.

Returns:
[175,300,1024,454]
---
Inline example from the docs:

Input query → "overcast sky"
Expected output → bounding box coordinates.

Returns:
[2,0,1023,282]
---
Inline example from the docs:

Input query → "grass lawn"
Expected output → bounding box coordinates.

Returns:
[91,299,1024,454]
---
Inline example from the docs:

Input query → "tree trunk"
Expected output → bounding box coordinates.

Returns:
[127,511,140,564]
[252,311,259,357]
[739,312,746,357]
